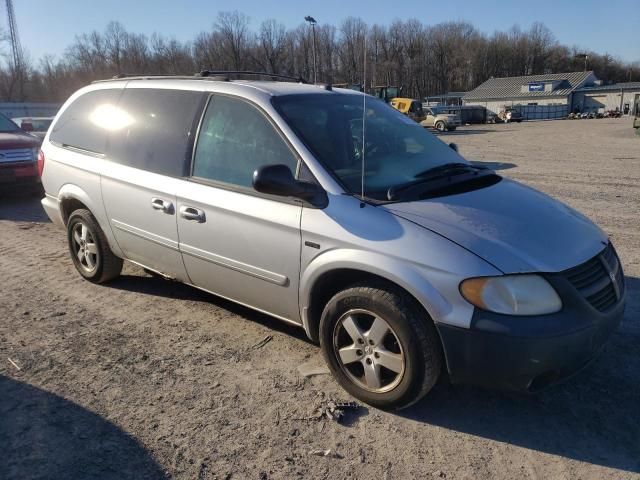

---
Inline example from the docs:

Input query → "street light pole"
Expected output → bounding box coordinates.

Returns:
[304,16,317,83]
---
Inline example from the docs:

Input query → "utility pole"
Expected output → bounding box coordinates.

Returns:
[5,0,24,100]
[304,16,317,83]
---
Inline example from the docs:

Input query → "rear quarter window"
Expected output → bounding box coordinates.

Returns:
[50,89,122,154]
[108,88,204,177]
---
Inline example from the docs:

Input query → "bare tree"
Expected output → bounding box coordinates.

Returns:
[257,19,287,73]
[214,11,251,70]
[3,15,636,103]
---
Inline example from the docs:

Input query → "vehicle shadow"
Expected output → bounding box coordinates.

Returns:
[0,192,50,223]
[105,274,311,343]
[399,275,640,474]
[470,160,517,171]
[437,128,505,136]
[0,375,166,479]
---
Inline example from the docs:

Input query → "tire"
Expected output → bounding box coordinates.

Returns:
[435,121,446,132]
[67,209,123,283]
[319,281,442,410]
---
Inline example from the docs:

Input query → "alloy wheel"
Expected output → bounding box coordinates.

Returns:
[71,221,99,274]
[332,309,406,393]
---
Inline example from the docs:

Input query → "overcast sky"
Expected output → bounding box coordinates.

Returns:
[17,0,640,64]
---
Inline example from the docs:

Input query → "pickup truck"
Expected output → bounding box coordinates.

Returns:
[389,98,461,132]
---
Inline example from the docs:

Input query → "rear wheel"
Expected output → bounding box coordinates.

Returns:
[435,121,446,132]
[320,281,442,410]
[67,209,123,283]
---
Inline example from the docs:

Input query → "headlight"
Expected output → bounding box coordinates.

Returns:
[460,274,562,316]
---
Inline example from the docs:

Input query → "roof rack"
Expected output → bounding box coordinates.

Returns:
[92,74,195,83]
[92,71,309,84]
[196,70,307,83]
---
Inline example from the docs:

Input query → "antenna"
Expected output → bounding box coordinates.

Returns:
[360,29,367,206]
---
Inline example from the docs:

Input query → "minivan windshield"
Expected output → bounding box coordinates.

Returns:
[273,93,465,200]
[0,114,20,133]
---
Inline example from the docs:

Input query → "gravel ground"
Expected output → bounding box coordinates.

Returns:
[1,117,639,479]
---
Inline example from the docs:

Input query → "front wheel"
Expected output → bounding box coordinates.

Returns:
[67,209,123,283]
[320,282,443,410]
[435,121,446,132]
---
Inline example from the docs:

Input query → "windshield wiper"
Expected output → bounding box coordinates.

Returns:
[387,163,495,201]
[413,162,486,178]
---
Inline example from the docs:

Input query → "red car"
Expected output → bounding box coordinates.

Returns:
[0,113,42,193]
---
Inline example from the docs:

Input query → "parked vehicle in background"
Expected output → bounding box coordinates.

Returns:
[634,103,640,134]
[12,117,54,141]
[373,85,402,103]
[39,74,625,409]
[0,113,42,193]
[422,106,462,131]
[389,98,461,132]
[389,97,425,123]
[496,108,523,123]
[427,105,486,125]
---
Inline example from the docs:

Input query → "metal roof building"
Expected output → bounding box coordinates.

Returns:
[463,71,598,120]
[573,82,640,116]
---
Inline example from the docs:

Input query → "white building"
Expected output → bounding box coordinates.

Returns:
[463,71,598,120]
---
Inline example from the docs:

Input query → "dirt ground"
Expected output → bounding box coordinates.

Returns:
[1,117,639,480]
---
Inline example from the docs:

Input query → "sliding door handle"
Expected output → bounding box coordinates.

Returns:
[179,205,206,223]
[151,198,174,214]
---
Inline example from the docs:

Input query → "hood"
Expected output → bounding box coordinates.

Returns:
[384,178,607,273]
[0,131,41,149]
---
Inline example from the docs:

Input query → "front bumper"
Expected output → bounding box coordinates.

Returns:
[437,272,625,392]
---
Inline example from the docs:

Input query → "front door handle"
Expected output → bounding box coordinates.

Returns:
[151,197,174,214]
[179,205,206,223]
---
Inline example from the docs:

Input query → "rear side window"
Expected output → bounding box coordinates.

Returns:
[108,88,204,177]
[50,89,122,154]
[192,95,298,188]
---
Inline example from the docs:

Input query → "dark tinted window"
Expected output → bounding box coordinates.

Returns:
[108,88,203,177]
[192,95,298,188]
[50,89,122,153]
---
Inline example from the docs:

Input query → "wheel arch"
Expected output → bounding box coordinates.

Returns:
[300,250,452,344]
[57,183,124,258]
[58,184,99,225]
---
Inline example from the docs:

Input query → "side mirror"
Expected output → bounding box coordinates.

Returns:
[253,164,327,208]
[449,143,459,152]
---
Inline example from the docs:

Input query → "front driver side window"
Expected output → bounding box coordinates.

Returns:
[192,95,298,188]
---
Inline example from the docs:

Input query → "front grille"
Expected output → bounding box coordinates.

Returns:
[0,148,34,163]
[564,243,624,312]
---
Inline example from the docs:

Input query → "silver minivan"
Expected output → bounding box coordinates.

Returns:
[40,74,625,409]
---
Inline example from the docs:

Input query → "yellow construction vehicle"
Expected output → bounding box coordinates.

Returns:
[389,97,426,122]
